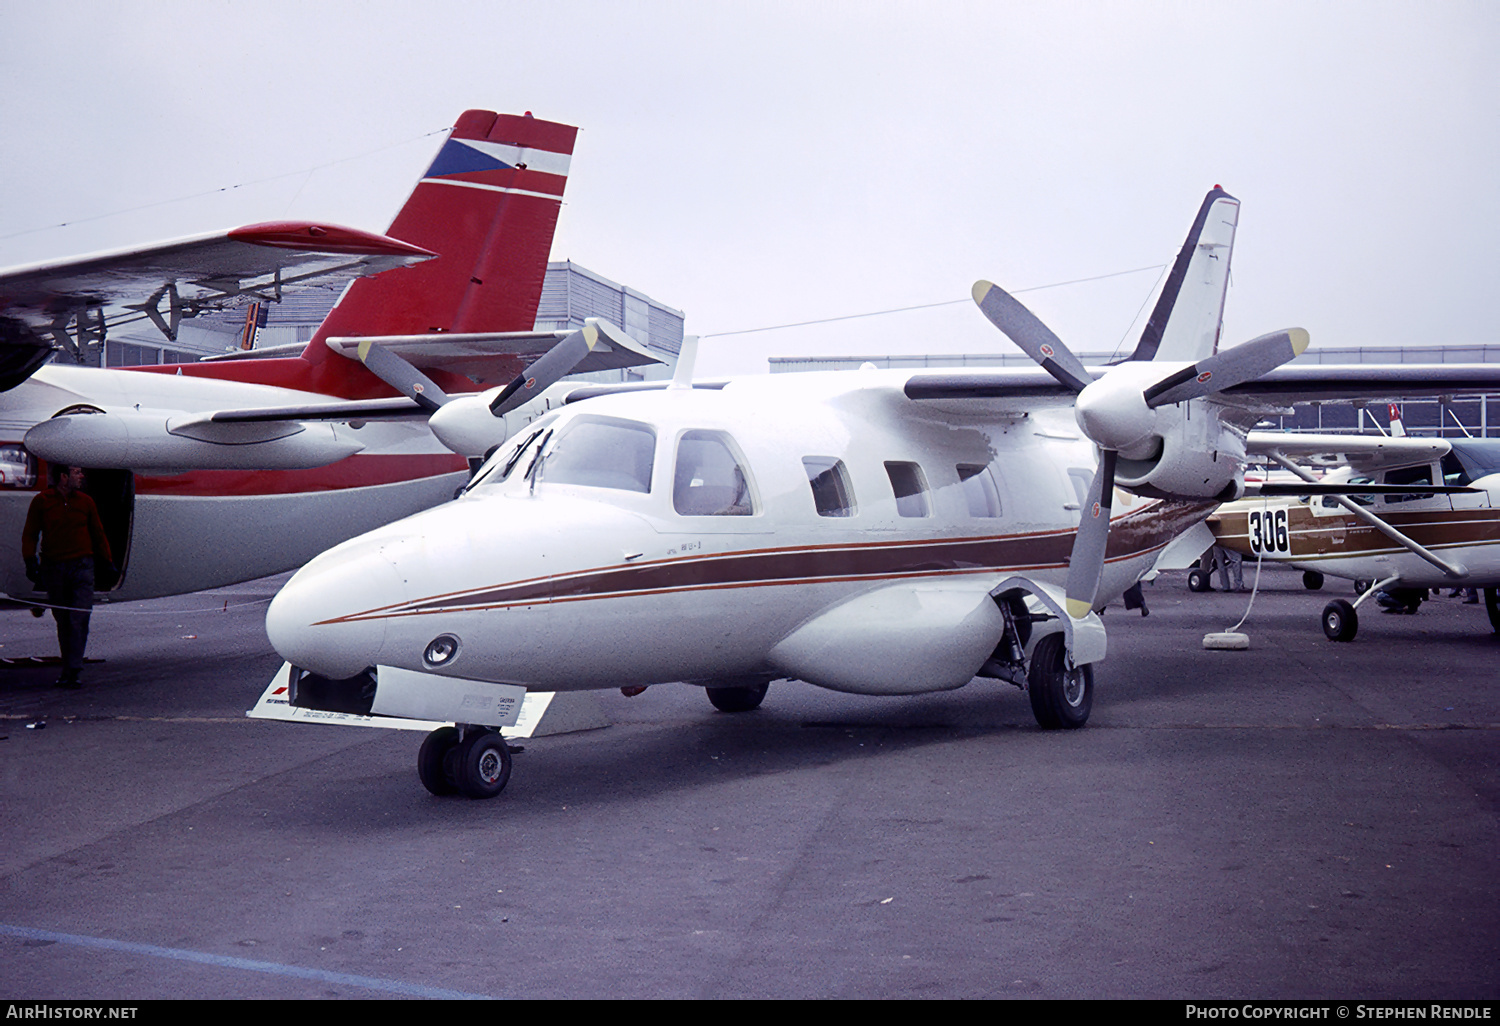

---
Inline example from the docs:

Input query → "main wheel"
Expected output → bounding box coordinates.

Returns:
[1187,568,1211,592]
[417,726,460,796]
[1353,579,1372,595]
[453,729,512,800]
[1302,570,1325,590]
[1485,588,1500,633]
[707,681,769,712]
[1027,632,1092,730]
[1323,599,1358,642]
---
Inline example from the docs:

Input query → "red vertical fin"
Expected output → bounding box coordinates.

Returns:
[308,110,577,350]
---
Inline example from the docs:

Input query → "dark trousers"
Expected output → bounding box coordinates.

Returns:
[44,558,94,672]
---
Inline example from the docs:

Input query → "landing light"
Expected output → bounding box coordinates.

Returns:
[424,634,461,667]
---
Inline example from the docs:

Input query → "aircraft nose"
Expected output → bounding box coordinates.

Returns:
[266,537,406,679]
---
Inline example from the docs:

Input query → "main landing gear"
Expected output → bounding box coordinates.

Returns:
[978,595,1093,730]
[706,680,769,712]
[418,724,513,799]
[1026,632,1093,730]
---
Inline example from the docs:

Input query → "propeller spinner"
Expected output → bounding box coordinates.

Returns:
[972,279,1307,618]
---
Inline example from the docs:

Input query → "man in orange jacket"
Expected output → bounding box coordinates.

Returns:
[22,465,113,687]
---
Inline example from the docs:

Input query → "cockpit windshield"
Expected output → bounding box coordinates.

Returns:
[465,415,558,492]
[540,417,657,493]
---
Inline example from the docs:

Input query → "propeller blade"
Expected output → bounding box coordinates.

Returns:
[357,342,450,412]
[1142,328,1309,408]
[972,280,1093,393]
[1065,449,1116,619]
[488,317,637,417]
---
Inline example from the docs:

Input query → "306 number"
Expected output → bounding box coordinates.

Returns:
[1247,506,1291,556]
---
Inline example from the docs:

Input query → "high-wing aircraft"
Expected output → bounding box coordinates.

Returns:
[1202,433,1500,640]
[261,187,1500,800]
[1,110,660,604]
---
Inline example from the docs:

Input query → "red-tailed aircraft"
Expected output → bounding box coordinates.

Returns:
[1,110,658,604]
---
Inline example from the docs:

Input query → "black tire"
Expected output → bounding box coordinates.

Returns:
[707,681,769,713]
[1353,579,1372,595]
[1187,568,1211,593]
[1302,570,1325,591]
[1323,599,1358,642]
[453,729,512,800]
[1027,632,1092,730]
[417,726,460,796]
[1485,588,1500,634]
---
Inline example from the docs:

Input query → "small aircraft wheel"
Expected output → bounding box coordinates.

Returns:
[1322,599,1358,642]
[707,681,769,713]
[1353,579,1371,596]
[1484,588,1500,633]
[454,729,512,800]
[1302,570,1325,591]
[417,726,460,796]
[1027,632,1092,730]
[1187,568,1211,592]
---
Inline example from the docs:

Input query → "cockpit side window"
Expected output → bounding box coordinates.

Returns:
[674,430,754,516]
[884,461,931,517]
[1381,463,1433,505]
[957,463,1002,518]
[542,418,656,493]
[802,457,856,518]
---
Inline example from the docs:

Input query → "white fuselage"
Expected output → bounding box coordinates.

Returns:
[267,371,1215,695]
[1,364,466,602]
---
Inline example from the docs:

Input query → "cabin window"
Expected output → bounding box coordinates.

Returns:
[1381,463,1433,505]
[957,463,1003,518]
[884,461,931,518]
[674,430,754,516]
[543,417,656,493]
[803,457,856,517]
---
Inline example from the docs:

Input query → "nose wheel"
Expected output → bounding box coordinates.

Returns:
[418,725,512,799]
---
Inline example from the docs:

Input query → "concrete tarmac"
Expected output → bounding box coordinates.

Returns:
[1,568,1496,1000]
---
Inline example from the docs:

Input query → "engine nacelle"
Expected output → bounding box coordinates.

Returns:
[428,382,573,456]
[1110,401,1247,501]
[24,408,364,471]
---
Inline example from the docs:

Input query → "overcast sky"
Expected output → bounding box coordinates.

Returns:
[1,1,1494,376]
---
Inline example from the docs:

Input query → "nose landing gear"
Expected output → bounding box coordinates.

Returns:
[418,724,513,799]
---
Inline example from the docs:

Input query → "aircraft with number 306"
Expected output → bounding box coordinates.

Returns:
[1201,432,1500,641]
[263,186,1500,800]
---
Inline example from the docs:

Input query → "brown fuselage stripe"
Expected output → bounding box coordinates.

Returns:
[319,499,1216,624]
[1214,506,1500,559]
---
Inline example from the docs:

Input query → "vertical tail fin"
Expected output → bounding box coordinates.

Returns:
[308,110,577,352]
[1129,187,1239,363]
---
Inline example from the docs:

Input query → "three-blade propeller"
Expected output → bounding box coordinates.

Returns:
[972,279,1308,619]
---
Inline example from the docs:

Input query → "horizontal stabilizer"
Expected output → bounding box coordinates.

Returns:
[324,317,660,385]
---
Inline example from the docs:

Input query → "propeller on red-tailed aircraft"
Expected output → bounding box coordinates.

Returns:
[354,318,642,421]
[971,278,1308,618]
[357,341,451,412]
[489,318,638,417]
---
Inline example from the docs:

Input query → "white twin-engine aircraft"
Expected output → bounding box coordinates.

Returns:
[263,188,1500,799]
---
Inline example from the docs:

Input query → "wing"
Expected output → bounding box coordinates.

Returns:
[901,367,1083,416]
[1222,364,1500,405]
[1245,431,1451,473]
[0,222,434,391]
